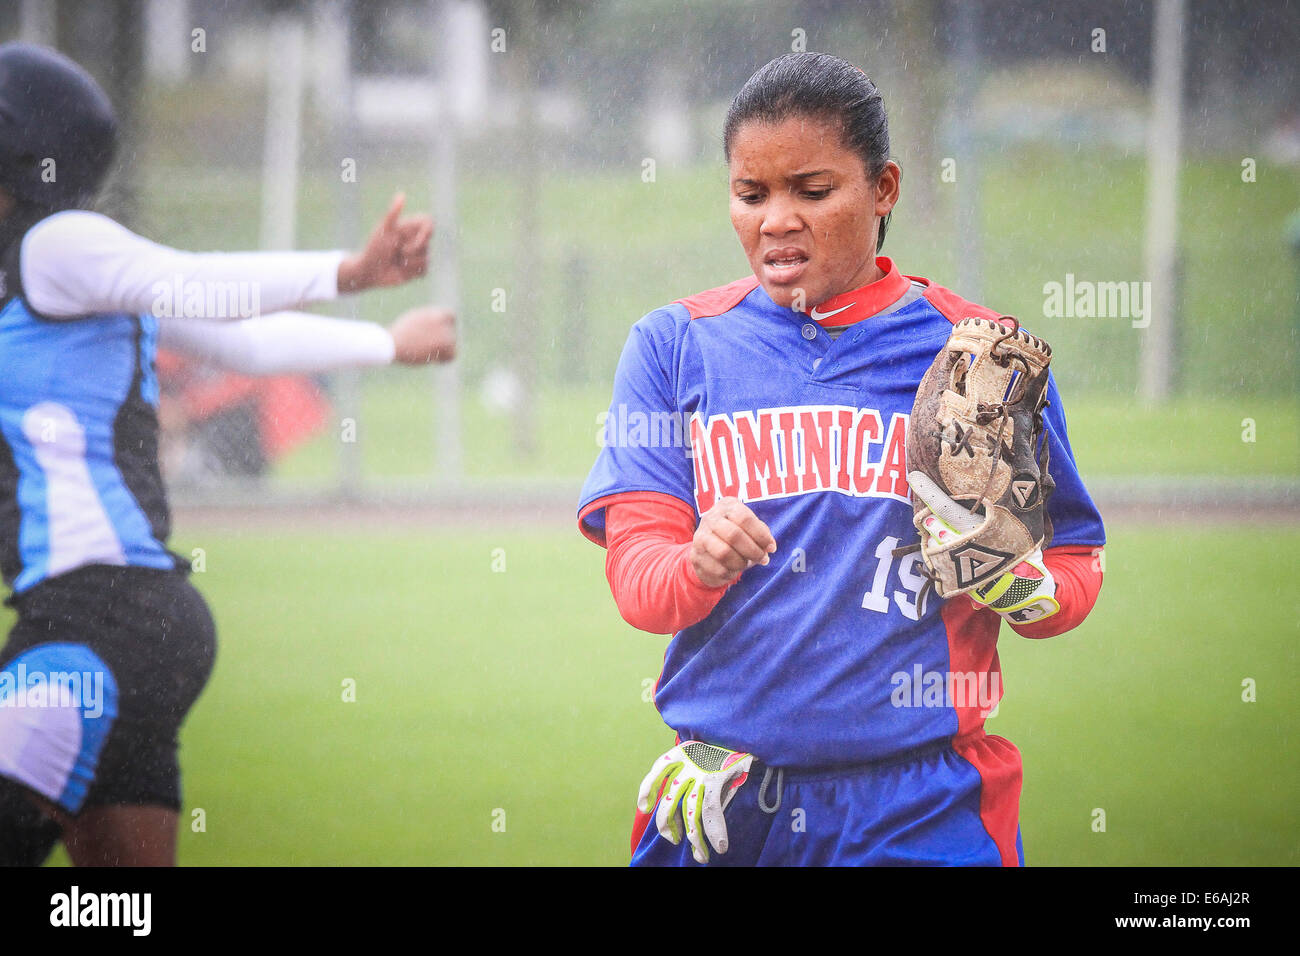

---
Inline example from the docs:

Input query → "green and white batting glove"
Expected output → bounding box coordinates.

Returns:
[966,547,1060,625]
[637,741,754,864]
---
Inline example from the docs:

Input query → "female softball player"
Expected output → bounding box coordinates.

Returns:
[579,52,1106,866]
[0,43,455,866]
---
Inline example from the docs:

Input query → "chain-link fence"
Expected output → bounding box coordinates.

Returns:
[8,0,1297,510]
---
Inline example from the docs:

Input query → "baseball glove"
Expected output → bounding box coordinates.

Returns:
[905,317,1059,623]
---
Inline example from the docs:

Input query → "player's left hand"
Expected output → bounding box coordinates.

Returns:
[910,472,1060,624]
[637,740,753,864]
[338,193,433,292]
[967,547,1059,624]
[389,306,456,364]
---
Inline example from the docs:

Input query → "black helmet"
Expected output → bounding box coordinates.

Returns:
[0,43,118,211]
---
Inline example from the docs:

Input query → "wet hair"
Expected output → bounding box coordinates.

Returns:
[724,52,893,251]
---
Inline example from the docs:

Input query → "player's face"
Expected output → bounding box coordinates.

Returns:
[728,115,900,312]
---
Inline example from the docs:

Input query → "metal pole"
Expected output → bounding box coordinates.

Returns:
[1139,0,1185,403]
[954,0,982,304]
[430,0,465,481]
[260,12,305,251]
[19,0,56,44]
[330,0,364,498]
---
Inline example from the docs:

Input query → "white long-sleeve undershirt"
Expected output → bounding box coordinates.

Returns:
[156,312,395,375]
[18,209,398,374]
[20,209,343,320]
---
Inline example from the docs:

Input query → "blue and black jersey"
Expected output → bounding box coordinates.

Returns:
[0,214,183,595]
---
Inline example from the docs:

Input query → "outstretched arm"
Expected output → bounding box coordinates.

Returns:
[157,306,456,375]
[21,194,431,320]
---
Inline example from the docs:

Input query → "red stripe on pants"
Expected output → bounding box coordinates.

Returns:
[953,731,1023,867]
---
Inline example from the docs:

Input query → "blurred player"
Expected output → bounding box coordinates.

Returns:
[0,42,455,866]
[579,53,1106,866]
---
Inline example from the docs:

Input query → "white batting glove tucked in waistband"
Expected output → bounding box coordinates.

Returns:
[637,740,753,864]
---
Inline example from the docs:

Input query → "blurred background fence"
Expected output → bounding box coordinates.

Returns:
[5,0,1297,509]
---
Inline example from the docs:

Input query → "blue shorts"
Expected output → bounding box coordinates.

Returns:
[631,734,1024,866]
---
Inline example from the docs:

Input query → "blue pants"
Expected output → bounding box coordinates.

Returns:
[632,735,1024,866]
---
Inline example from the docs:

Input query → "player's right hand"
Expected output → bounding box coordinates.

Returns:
[690,497,776,589]
[388,306,456,365]
[637,741,754,864]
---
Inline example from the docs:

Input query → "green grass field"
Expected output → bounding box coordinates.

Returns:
[16,521,1293,866]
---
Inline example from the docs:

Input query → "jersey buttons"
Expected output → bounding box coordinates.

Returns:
[801,323,818,340]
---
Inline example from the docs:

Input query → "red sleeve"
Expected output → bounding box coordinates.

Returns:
[602,495,730,635]
[1009,545,1104,639]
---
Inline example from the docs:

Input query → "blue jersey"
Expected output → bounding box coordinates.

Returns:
[0,219,179,595]
[579,260,1105,768]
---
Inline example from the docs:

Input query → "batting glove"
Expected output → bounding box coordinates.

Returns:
[910,472,1060,625]
[637,741,753,864]
[967,548,1060,624]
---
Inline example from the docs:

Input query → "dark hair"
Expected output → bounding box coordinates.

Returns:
[724,52,893,251]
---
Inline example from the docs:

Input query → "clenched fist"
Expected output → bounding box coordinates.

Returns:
[389,306,456,364]
[690,497,777,589]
